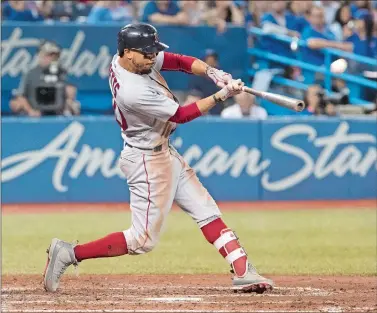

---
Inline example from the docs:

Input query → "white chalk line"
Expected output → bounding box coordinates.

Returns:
[1,293,331,302]
[1,286,232,292]
[1,293,314,299]
[1,292,332,299]
[319,306,377,313]
[1,285,328,293]
[320,307,343,313]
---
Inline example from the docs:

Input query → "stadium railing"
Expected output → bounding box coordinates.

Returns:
[247,27,377,107]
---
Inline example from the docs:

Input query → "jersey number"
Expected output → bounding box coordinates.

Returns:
[109,67,128,131]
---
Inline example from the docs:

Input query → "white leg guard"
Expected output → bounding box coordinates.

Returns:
[214,229,248,277]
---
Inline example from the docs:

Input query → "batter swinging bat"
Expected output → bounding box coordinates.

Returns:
[242,86,305,112]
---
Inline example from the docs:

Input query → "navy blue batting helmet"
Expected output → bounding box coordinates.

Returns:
[117,23,169,56]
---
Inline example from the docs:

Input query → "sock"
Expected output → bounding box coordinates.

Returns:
[74,232,128,262]
[201,218,227,257]
[201,218,248,277]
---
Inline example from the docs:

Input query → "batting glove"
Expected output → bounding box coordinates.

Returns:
[206,66,232,88]
[215,79,244,101]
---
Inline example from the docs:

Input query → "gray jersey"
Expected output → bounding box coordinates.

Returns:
[109,52,179,149]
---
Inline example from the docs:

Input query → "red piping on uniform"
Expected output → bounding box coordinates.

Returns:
[161,52,195,74]
[169,102,202,124]
[142,155,151,247]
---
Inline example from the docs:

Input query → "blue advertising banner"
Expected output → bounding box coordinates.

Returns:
[171,119,261,201]
[260,118,377,200]
[2,116,376,203]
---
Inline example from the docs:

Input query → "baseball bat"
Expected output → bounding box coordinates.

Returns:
[242,86,306,112]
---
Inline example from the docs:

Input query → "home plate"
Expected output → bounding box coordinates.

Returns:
[145,297,202,303]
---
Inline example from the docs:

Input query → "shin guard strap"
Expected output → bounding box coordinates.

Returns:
[213,230,236,250]
[225,248,246,264]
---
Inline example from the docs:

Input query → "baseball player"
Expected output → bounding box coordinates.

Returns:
[43,23,274,294]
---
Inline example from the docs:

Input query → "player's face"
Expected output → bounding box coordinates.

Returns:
[130,50,158,75]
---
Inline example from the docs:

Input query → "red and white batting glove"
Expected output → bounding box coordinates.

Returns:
[206,66,232,88]
[215,79,244,101]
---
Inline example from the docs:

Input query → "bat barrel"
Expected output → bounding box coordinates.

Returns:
[242,86,305,112]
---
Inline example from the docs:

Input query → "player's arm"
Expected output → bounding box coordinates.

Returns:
[161,52,232,87]
[125,79,243,125]
[169,79,244,124]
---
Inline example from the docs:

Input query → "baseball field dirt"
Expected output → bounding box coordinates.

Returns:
[2,200,376,312]
[2,274,376,312]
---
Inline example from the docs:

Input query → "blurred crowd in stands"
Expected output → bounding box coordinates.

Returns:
[3,0,377,118]
[3,1,376,43]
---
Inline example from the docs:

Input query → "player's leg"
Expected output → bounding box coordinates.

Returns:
[171,148,273,293]
[44,147,178,292]
[120,148,177,255]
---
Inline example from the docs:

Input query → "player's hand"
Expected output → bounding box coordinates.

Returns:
[206,66,232,88]
[214,79,244,101]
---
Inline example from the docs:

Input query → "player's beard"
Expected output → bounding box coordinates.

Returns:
[132,59,152,75]
[139,68,152,75]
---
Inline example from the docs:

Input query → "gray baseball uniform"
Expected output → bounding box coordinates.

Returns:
[109,52,221,255]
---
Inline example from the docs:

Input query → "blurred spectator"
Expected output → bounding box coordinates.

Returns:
[110,0,135,23]
[314,0,340,25]
[363,95,377,115]
[35,0,54,22]
[350,0,372,17]
[64,83,81,116]
[300,6,353,67]
[261,2,300,37]
[87,1,134,24]
[141,0,188,25]
[10,40,80,117]
[302,84,337,116]
[329,3,353,41]
[49,1,74,21]
[244,1,269,47]
[259,2,301,59]
[245,0,269,27]
[287,1,311,33]
[2,1,40,21]
[49,0,93,22]
[184,49,225,115]
[345,9,377,59]
[179,0,207,25]
[72,1,93,21]
[270,66,304,100]
[202,0,245,33]
[345,9,377,100]
[221,93,268,120]
[331,78,350,105]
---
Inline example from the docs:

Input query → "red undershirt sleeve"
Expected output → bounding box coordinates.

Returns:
[161,52,196,74]
[168,102,202,124]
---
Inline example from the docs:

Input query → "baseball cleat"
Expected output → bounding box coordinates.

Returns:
[232,263,274,294]
[43,238,78,292]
